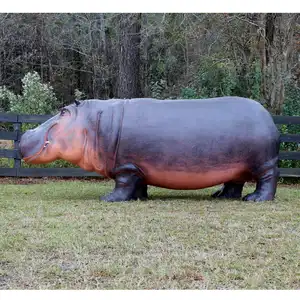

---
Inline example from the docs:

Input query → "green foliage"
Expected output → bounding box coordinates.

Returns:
[179,57,263,102]
[0,72,60,137]
[150,79,167,99]
[179,57,264,101]
[279,124,295,169]
[178,56,239,99]
[195,57,238,98]
[246,60,262,100]
[74,88,86,100]
[22,160,78,169]
[2,71,58,133]
[180,87,197,99]
[0,158,13,168]
[283,82,300,116]
[278,82,300,172]
[0,87,19,113]
[0,71,58,131]
[9,71,58,115]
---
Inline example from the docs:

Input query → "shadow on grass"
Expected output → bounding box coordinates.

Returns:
[58,192,243,203]
[149,193,211,201]
[58,193,212,202]
[148,193,243,202]
[31,184,247,203]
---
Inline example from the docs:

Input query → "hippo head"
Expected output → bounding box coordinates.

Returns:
[20,100,94,167]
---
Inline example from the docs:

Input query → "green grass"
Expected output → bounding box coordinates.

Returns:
[0,179,299,289]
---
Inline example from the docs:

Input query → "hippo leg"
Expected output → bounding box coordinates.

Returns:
[100,163,145,202]
[212,181,244,199]
[243,159,279,202]
[132,183,148,201]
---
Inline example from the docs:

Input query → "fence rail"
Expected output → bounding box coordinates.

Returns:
[1,112,300,178]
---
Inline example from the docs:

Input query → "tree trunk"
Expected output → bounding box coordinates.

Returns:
[98,13,106,55]
[258,13,299,114]
[117,13,142,98]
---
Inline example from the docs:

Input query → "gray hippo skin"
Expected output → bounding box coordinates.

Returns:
[19,97,280,202]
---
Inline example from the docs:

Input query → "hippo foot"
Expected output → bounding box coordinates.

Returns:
[101,184,148,202]
[100,163,146,202]
[101,188,133,202]
[242,192,273,202]
[243,163,278,202]
[212,182,244,199]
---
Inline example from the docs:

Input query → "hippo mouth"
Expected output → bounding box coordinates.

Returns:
[22,137,51,163]
[21,123,57,163]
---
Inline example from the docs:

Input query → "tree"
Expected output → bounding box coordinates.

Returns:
[117,13,142,98]
[258,13,299,114]
[0,13,299,113]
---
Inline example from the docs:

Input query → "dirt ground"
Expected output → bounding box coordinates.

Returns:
[0,177,107,185]
[0,140,13,149]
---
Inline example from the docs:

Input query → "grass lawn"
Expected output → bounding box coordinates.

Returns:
[0,178,299,289]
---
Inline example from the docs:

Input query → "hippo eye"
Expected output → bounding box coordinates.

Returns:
[60,108,68,116]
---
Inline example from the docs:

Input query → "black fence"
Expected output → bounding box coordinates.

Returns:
[1,112,300,178]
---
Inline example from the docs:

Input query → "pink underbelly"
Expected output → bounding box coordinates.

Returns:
[141,163,249,189]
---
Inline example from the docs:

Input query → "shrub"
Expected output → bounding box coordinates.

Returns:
[9,71,58,116]
[0,71,58,133]
[150,79,167,99]
[0,86,18,113]
[180,87,197,99]
[74,88,86,100]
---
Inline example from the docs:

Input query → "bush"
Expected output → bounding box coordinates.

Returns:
[245,60,262,100]
[195,56,238,98]
[0,87,18,113]
[179,58,263,101]
[150,79,167,99]
[9,71,58,116]
[180,87,197,99]
[74,88,86,100]
[0,71,58,133]
[21,160,78,169]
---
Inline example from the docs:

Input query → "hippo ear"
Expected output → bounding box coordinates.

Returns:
[74,100,80,106]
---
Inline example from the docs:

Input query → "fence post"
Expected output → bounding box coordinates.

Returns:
[13,117,21,177]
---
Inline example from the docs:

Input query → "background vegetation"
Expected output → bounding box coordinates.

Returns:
[0,13,299,113]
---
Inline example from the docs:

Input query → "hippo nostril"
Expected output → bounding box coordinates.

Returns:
[43,141,50,149]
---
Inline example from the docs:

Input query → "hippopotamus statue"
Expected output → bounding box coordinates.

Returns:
[20,97,280,202]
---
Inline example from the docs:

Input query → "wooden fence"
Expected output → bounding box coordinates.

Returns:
[1,112,300,178]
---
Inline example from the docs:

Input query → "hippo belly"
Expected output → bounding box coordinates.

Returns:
[138,163,249,189]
